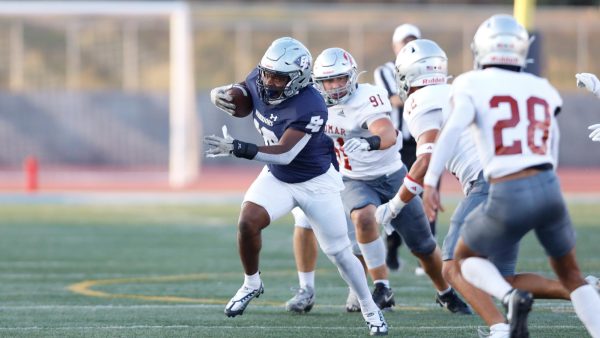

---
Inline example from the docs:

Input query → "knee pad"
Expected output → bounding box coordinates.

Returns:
[357,238,386,269]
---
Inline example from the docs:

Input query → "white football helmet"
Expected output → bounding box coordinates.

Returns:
[471,14,530,70]
[257,37,312,105]
[394,39,448,101]
[312,47,359,106]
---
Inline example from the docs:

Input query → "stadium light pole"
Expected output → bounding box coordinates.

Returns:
[514,0,541,76]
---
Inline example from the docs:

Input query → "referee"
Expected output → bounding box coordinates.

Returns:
[373,23,434,275]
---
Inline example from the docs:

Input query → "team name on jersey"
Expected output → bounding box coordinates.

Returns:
[325,123,346,137]
[255,110,274,127]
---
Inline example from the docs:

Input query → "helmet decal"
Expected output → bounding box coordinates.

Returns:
[257,37,313,105]
[394,39,448,101]
[471,14,530,69]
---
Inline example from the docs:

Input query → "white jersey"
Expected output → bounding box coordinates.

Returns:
[404,84,481,194]
[451,68,562,179]
[326,83,403,180]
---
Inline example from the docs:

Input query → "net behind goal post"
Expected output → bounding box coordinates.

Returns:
[0,1,198,188]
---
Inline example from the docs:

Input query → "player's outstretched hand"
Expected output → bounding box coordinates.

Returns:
[375,202,397,231]
[210,85,237,115]
[423,185,444,223]
[343,138,370,153]
[576,73,600,97]
[375,194,406,234]
[588,124,600,142]
[204,125,234,157]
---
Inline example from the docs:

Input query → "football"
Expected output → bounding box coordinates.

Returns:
[227,82,254,117]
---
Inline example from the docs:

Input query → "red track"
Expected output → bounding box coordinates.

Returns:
[0,166,599,194]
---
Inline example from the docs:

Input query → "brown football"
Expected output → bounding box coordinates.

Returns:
[227,82,254,117]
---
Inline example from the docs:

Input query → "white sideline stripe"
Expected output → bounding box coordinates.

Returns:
[0,325,583,331]
[0,304,224,310]
[0,192,244,205]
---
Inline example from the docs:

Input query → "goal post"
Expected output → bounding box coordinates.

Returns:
[0,1,199,188]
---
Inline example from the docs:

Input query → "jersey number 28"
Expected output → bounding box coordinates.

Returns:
[491,95,550,156]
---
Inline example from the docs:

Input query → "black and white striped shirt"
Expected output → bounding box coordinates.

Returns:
[373,61,412,141]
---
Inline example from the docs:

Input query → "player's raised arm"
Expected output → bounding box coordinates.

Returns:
[422,91,475,220]
[576,73,600,98]
[204,126,312,165]
[375,39,449,226]
[576,73,600,142]
[343,117,397,153]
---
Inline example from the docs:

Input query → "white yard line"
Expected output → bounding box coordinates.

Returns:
[0,325,583,331]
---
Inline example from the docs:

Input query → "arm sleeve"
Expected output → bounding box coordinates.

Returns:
[253,133,312,165]
[423,94,476,187]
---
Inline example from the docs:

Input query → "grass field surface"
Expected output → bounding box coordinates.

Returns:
[0,197,598,337]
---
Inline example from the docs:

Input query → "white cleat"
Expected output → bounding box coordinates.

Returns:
[585,275,600,292]
[224,283,264,317]
[285,286,315,313]
[363,308,388,336]
[477,323,510,338]
[345,290,361,312]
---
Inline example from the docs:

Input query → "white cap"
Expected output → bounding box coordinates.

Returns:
[392,24,421,43]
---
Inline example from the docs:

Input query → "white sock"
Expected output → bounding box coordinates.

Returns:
[244,271,261,289]
[374,279,390,288]
[298,271,315,290]
[358,238,386,270]
[461,257,512,300]
[438,286,452,296]
[571,284,600,338]
[490,323,509,335]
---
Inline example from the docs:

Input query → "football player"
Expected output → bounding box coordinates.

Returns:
[285,47,467,315]
[205,37,388,336]
[422,15,600,338]
[373,23,428,274]
[576,72,600,142]
[386,38,600,338]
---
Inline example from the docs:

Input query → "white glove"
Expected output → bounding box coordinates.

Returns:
[374,195,405,234]
[576,73,600,97]
[343,138,370,153]
[204,125,234,157]
[588,124,600,142]
[210,85,237,115]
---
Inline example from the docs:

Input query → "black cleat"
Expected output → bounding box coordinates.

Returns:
[224,283,264,317]
[435,289,473,315]
[372,283,395,311]
[503,289,533,338]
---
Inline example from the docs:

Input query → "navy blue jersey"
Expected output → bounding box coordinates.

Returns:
[245,68,334,183]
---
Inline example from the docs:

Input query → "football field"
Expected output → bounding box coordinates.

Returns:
[0,195,598,337]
